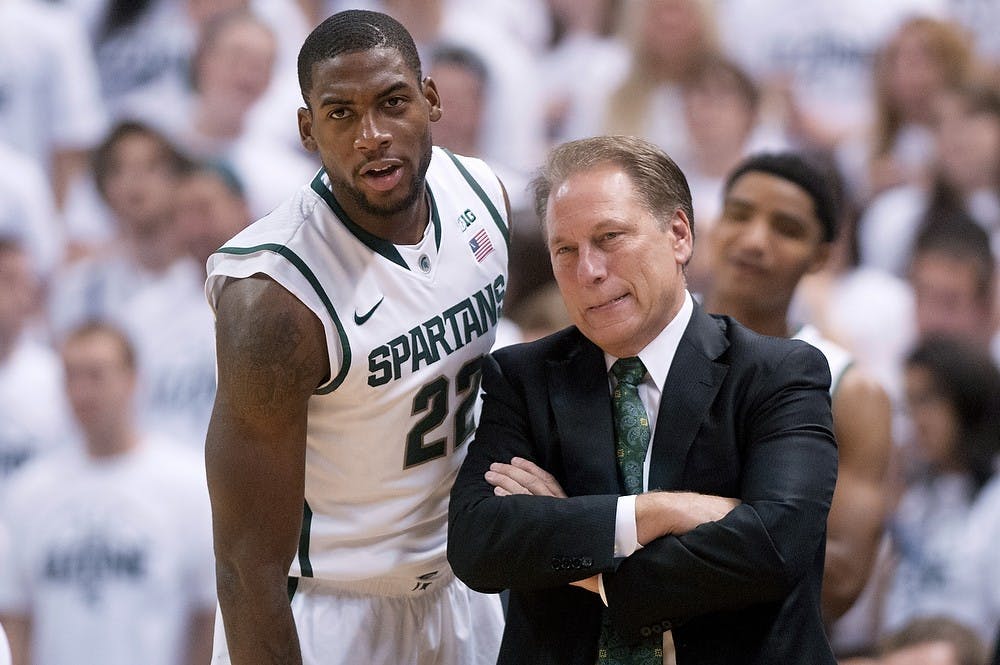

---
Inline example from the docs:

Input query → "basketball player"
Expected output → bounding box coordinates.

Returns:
[204,10,508,665]
[702,152,892,622]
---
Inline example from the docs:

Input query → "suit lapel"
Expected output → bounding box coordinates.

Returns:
[648,306,730,490]
[547,333,621,495]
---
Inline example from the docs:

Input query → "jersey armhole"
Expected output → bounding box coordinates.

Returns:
[440,148,510,248]
[210,244,352,394]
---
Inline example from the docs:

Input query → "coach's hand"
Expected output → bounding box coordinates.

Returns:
[485,457,567,498]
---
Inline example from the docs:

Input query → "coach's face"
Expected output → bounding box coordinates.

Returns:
[298,47,441,239]
[546,165,692,358]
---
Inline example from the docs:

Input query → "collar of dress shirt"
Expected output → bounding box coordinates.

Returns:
[604,290,694,393]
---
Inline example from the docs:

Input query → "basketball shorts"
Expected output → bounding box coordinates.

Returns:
[212,568,504,665]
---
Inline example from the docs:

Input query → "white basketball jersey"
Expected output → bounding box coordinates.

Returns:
[206,148,509,582]
[793,324,854,396]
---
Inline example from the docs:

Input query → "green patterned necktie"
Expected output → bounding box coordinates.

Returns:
[598,357,662,665]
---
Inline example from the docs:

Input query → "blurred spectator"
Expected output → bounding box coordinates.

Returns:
[0,0,108,208]
[0,143,64,279]
[428,44,530,211]
[858,82,1000,276]
[944,0,1000,63]
[679,55,788,292]
[599,0,720,160]
[0,239,73,489]
[121,8,316,219]
[949,469,1000,651]
[908,216,998,363]
[879,338,1000,636]
[126,9,278,158]
[681,56,768,224]
[540,0,628,144]
[174,162,252,274]
[451,0,552,57]
[879,616,988,665]
[50,122,217,449]
[718,0,945,151]
[380,0,547,189]
[0,322,215,665]
[838,16,974,204]
[785,157,916,409]
[428,45,489,160]
[505,280,571,343]
[49,122,192,337]
[702,151,893,624]
[67,0,193,108]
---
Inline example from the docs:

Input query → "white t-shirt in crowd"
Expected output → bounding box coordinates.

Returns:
[0,438,216,665]
[0,334,74,490]
[0,1,107,169]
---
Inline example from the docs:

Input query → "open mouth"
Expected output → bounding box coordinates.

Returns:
[361,162,404,192]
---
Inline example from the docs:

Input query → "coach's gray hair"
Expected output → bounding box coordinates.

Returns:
[530,135,694,237]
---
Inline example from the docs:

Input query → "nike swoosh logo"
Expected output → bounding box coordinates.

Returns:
[353,297,384,325]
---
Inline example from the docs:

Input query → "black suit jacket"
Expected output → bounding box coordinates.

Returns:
[449,305,839,664]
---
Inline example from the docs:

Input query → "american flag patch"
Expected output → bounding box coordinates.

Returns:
[469,229,494,262]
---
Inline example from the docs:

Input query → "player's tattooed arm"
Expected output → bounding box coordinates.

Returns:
[207,275,328,665]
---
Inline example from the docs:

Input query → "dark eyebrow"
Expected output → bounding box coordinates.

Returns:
[317,81,412,109]
[318,96,352,108]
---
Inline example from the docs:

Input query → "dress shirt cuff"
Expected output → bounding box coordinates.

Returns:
[598,573,608,606]
[614,494,641,558]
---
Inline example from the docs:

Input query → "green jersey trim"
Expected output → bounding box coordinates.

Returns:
[309,170,443,270]
[298,500,314,577]
[441,148,510,247]
[215,243,350,394]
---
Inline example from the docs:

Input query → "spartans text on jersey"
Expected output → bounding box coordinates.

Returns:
[367,276,505,387]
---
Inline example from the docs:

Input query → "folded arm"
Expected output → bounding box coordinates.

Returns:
[602,343,838,636]
[448,353,620,592]
[449,353,744,593]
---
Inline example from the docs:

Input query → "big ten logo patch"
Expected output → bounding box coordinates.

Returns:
[458,209,477,232]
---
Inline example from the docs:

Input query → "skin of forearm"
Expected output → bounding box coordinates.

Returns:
[216,564,303,665]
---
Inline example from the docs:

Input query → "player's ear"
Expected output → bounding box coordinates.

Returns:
[298,106,318,152]
[423,76,442,122]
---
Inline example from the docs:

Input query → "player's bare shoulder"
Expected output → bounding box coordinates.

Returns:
[213,275,329,419]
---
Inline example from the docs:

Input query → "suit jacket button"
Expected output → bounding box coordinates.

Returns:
[641,627,652,637]
[582,557,593,567]
[571,557,582,568]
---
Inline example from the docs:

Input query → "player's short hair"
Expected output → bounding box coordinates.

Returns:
[913,212,994,302]
[297,9,422,104]
[724,152,839,242]
[531,135,694,237]
[63,321,138,371]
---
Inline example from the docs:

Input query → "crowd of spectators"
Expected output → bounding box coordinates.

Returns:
[1,0,1000,663]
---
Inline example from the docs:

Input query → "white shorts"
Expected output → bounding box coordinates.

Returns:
[212,570,504,665]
